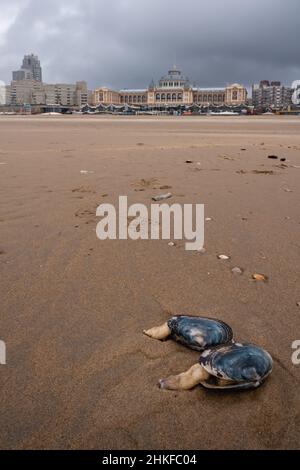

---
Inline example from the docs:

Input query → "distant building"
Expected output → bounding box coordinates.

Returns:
[252,80,293,109]
[13,54,43,82]
[291,81,300,106]
[3,53,88,108]
[43,81,88,107]
[8,80,89,107]
[93,66,247,108]
[10,80,43,105]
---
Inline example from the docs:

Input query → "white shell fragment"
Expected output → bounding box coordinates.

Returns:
[152,193,172,202]
[218,255,230,260]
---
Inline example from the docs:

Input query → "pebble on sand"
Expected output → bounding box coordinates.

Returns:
[296,302,300,308]
[268,155,279,160]
[186,160,193,164]
[168,242,175,247]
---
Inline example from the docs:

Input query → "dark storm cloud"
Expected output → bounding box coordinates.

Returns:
[0,0,299,89]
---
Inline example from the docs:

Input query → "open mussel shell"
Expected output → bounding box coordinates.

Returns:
[200,343,273,390]
[167,315,233,351]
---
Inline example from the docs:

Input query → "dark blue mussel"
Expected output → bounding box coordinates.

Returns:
[167,315,233,351]
[200,343,273,390]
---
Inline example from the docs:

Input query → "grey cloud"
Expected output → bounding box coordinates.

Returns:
[0,0,299,89]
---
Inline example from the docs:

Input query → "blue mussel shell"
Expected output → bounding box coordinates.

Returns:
[167,315,233,351]
[200,343,273,389]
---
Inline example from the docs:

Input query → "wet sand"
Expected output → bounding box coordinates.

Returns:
[0,115,300,450]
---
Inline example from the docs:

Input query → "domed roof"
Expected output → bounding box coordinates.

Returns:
[158,65,190,88]
[162,65,186,79]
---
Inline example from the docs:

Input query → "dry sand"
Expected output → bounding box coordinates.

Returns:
[0,115,300,450]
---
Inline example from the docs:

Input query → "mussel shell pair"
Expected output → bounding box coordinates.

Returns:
[167,315,233,351]
[167,316,272,390]
[200,343,273,390]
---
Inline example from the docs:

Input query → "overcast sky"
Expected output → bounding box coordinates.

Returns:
[0,0,299,90]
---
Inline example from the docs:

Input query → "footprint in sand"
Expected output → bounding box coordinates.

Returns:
[132,178,158,191]
[252,170,275,175]
[71,186,96,194]
[75,209,96,218]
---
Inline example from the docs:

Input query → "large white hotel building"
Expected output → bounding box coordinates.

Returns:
[93,66,247,108]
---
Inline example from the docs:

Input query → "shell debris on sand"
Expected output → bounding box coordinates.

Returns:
[252,274,268,282]
[152,193,173,202]
[218,254,231,260]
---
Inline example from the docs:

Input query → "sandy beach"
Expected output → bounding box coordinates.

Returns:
[0,115,299,450]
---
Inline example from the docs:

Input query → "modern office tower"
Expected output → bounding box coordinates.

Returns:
[12,54,42,82]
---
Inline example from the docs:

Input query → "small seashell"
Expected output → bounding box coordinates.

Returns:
[205,217,212,222]
[252,274,268,282]
[168,242,175,247]
[152,193,172,202]
[218,254,230,260]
